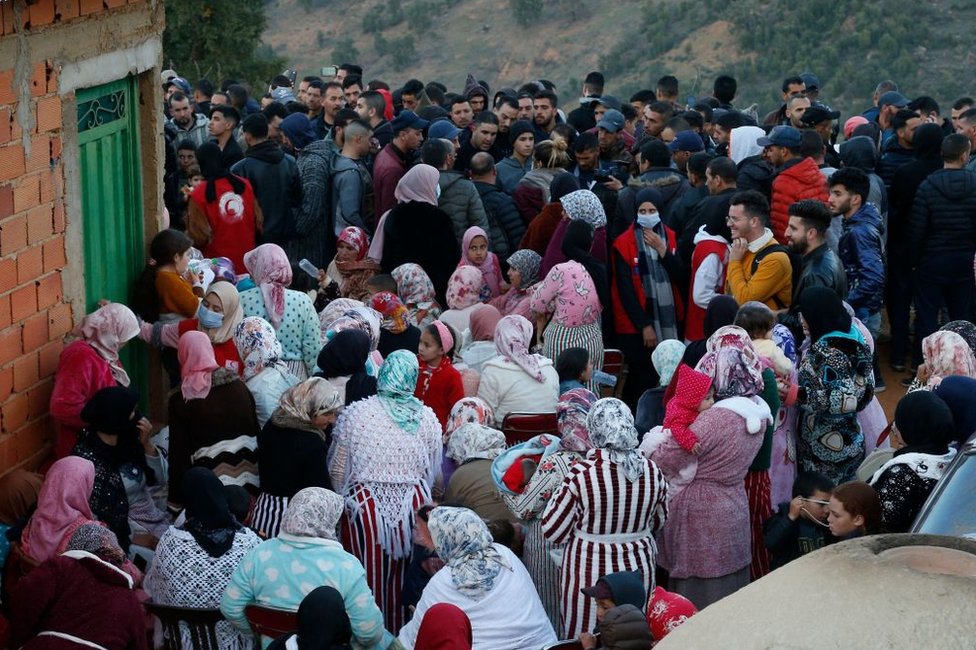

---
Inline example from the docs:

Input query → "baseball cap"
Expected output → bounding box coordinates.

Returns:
[167,77,192,94]
[879,91,909,108]
[160,69,178,85]
[580,579,614,600]
[800,72,820,91]
[428,119,460,141]
[843,115,869,139]
[800,105,841,126]
[271,87,297,104]
[757,125,802,148]
[390,110,429,134]
[596,109,625,133]
[594,95,621,111]
[668,130,705,153]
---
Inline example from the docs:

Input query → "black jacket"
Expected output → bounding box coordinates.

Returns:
[736,155,775,200]
[877,138,914,189]
[794,243,847,305]
[887,128,943,262]
[763,502,830,570]
[381,200,462,305]
[613,169,690,240]
[474,181,526,258]
[231,140,302,245]
[909,167,976,267]
[216,136,244,169]
[258,418,332,496]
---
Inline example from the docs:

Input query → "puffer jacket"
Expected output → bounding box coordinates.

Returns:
[736,155,775,200]
[230,140,301,245]
[770,157,827,244]
[839,203,885,314]
[909,167,976,268]
[878,138,915,189]
[598,604,653,650]
[438,169,491,244]
[887,126,943,261]
[474,180,525,258]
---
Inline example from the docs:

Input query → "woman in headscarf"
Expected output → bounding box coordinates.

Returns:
[933,375,976,445]
[438,266,485,336]
[443,423,510,522]
[145,468,260,650]
[868,391,958,533]
[21,457,99,564]
[315,329,378,406]
[457,304,503,394]
[909,329,976,392]
[611,186,683,408]
[392,263,443,329]
[253,378,343,537]
[492,387,597,629]
[541,189,609,277]
[441,397,495,487]
[233,317,300,428]
[320,306,384,374]
[370,291,422,357]
[0,470,43,576]
[532,220,606,392]
[478,315,559,425]
[187,141,262,272]
[413,604,473,650]
[541,398,669,638]
[221,488,387,649]
[379,165,462,305]
[519,173,580,255]
[795,287,875,485]
[328,350,442,631]
[325,226,380,302]
[167,331,261,508]
[398,506,557,650]
[266,587,352,650]
[317,298,364,334]
[490,249,543,320]
[240,243,322,379]
[50,303,140,457]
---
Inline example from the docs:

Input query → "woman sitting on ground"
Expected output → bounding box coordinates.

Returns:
[233,317,300,428]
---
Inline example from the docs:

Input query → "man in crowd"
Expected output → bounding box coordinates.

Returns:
[168,91,210,147]
[785,199,846,300]
[209,104,244,167]
[450,96,474,130]
[878,109,922,187]
[532,90,560,140]
[471,152,525,258]
[332,119,375,234]
[760,125,827,244]
[423,139,490,244]
[357,90,394,148]
[455,111,501,171]
[566,71,605,132]
[493,96,520,158]
[373,110,428,218]
[725,190,794,310]
[496,120,535,195]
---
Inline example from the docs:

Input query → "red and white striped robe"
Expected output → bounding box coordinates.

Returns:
[540,449,669,638]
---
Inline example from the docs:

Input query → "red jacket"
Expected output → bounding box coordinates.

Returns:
[610,226,684,335]
[372,143,410,220]
[684,239,729,341]
[415,357,465,432]
[49,341,118,458]
[770,157,827,244]
[190,176,258,272]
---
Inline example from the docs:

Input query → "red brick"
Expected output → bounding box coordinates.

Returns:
[55,0,80,21]
[0,294,10,329]
[0,70,13,105]
[9,113,22,142]
[0,107,10,145]
[35,96,61,133]
[13,351,38,392]
[26,204,53,244]
[79,0,104,16]
[105,0,126,8]
[36,271,62,309]
[51,201,64,234]
[46,64,58,95]
[48,302,72,338]
[0,144,26,182]
[16,418,52,461]
[27,377,53,419]
[0,366,12,402]
[16,244,42,285]
[38,339,62,376]
[29,62,46,99]
[0,3,12,37]
[10,284,36,321]
[13,174,40,214]
[25,135,50,172]
[0,257,14,293]
[1,392,29,434]
[22,310,48,352]
[50,136,62,161]
[0,184,12,219]
[0,325,23,366]
[42,234,65,272]
[29,1,57,28]
[0,215,27,256]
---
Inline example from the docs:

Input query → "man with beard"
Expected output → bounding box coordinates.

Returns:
[785,199,846,302]
[532,90,559,140]
[167,91,210,147]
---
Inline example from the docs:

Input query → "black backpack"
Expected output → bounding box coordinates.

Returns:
[750,243,800,310]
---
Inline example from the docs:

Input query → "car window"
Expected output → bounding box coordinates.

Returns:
[915,452,976,539]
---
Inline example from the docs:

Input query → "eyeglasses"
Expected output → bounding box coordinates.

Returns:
[726,215,747,224]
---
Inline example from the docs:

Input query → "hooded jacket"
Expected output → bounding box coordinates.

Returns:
[770,157,828,245]
[909,167,976,267]
[613,169,690,239]
[438,170,491,244]
[730,126,775,200]
[878,137,915,189]
[598,604,653,650]
[495,155,532,195]
[838,203,885,314]
[887,125,944,260]
[331,154,374,234]
[474,180,525,258]
[231,140,302,245]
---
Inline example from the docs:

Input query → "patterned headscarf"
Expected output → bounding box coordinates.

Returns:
[393,263,442,325]
[771,323,798,365]
[202,281,244,344]
[72,303,140,386]
[276,378,342,434]
[922,330,976,388]
[695,325,765,399]
[494,315,544,382]
[337,226,370,261]
[394,164,440,205]
[280,487,344,541]
[209,257,237,285]
[234,317,285,381]
[243,244,293,330]
[178,330,219,401]
[447,423,506,464]
[587,398,645,482]
[370,291,410,334]
[446,266,484,311]
[446,397,495,437]
[67,522,126,567]
[428,506,512,602]
[557,388,597,453]
[560,189,607,228]
[940,320,976,356]
[377,350,424,432]
[318,298,364,331]
[344,307,382,352]
[651,339,686,387]
[506,249,542,287]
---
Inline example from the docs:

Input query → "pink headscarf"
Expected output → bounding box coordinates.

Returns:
[459,226,503,297]
[243,243,293,330]
[446,266,484,310]
[72,303,140,386]
[494,314,544,382]
[469,304,502,342]
[394,164,440,205]
[922,330,976,388]
[21,456,96,563]
[178,330,219,400]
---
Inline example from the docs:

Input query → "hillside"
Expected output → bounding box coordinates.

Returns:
[261,0,976,118]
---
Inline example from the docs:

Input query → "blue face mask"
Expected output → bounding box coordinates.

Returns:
[197,303,224,329]
[637,211,661,230]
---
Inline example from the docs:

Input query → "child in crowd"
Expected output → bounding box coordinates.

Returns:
[763,471,834,569]
[556,347,592,395]
[415,321,465,431]
[663,365,715,455]
[365,274,398,297]
[458,226,505,301]
[735,301,793,377]
[827,481,884,540]
[439,266,485,336]
[133,228,201,323]
[635,339,686,434]
[579,571,651,650]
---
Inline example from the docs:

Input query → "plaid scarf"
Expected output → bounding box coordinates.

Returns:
[635,223,678,341]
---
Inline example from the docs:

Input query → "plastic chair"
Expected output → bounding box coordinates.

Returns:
[600,348,626,398]
[501,412,559,446]
[143,602,224,650]
[245,604,298,640]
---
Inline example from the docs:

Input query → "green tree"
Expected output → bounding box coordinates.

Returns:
[163,1,284,88]
[510,0,542,27]
[331,36,360,66]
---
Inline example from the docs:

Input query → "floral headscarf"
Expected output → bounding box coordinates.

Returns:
[587,397,645,482]
[370,291,410,334]
[178,330,219,400]
[428,506,512,601]
[560,189,607,228]
[394,164,440,205]
[276,378,342,435]
[377,350,424,432]
[446,266,484,311]
[73,303,140,386]
[494,315,544,382]
[922,330,976,388]
[940,320,976,357]
[234,317,285,381]
[393,263,442,326]
[243,244,292,330]
[771,323,797,365]
[446,423,506,464]
[337,227,370,261]
[651,339,686,387]
[280,487,344,541]
[318,298,364,332]
[202,281,244,344]
[459,226,502,297]
[446,397,494,438]
[67,523,126,567]
[695,325,765,399]
[557,388,597,453]
[345,307,382,351]
[507,249,542,287]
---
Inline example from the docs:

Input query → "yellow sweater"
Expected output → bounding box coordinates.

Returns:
[725,241,793,310]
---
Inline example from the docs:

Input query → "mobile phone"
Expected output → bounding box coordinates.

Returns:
[320,65,339,78]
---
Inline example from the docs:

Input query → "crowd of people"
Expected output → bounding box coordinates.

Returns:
[2,62,976,649]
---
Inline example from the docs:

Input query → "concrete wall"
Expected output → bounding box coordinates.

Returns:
[0,0,164,471]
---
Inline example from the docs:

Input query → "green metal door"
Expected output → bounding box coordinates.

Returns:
[76,77,147,397]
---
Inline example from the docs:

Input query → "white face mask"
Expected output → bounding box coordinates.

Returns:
[637,211,661,230]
